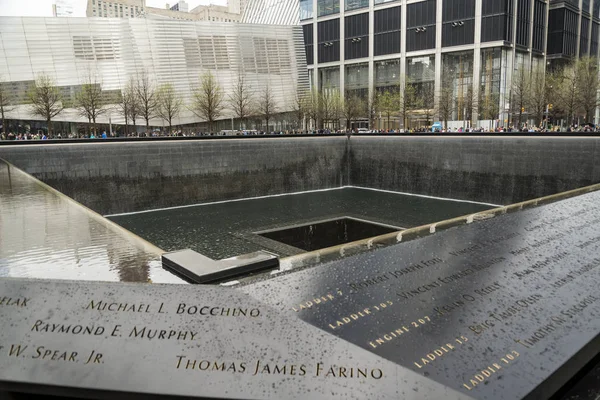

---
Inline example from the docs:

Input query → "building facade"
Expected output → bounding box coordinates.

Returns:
[170,1,189,12]
[295,0,562,128]
[86,0,242,22]
[0,17,308,131]
[547,0,600,66]
[52,0,75,17]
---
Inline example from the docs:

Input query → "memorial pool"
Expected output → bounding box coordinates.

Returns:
[108,187,494,260]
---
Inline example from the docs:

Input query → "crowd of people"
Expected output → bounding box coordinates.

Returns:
[2,124,600,141]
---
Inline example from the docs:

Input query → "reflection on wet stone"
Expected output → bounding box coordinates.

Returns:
[0,160,182,284]
[242,190,600,400]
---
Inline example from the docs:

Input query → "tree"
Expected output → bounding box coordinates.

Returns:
[342,91,364,130]
[558,64,579,127]
[545,69,565,127]
[134,72,158,132]
[319,88,341,129]
[527,66,548,128]
[156,83,183,134]
[257,84,277,132]
[368,90,379,130]
[118,78,137,137]
[479,91,500,130]
[228,74,254,130]
[0,76,14,136]
[399,80,419,130]
[377,90,398,130]
[191,72,225,133]
[438,74,454,129]
[576,57,600,123]
[463,84,478,128]
[303,88,320,130]
[27,73,64,136]
[511,66,531,128]
[75,72,107,136]
[420,83,435,128]
[289,90,308,130]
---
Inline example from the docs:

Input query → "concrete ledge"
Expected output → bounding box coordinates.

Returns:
[162,249,279,283]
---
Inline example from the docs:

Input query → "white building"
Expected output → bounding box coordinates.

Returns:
[0,17,308,131]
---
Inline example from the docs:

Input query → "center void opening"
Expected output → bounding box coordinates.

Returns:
[257,217,401,252]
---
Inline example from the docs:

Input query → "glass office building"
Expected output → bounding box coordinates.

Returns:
[0,17,308,129]
[286,0,600,128]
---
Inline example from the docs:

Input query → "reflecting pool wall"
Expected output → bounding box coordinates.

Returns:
[0,137,349,215]
[1,136,600,216]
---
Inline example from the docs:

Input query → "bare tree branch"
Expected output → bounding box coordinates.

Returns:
[27,73,64,136]
[0,75,15,136]
[75,70,107,135]
[228,74,254,130]
[257,84,277,132]
[135,71,158,133]
[190,72,225,133]
[156,83,183,134]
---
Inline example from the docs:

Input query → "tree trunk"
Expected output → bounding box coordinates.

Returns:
[1,106,6,136]
[92,117,97,135]
[124,115,129,137]
[168,120,172,136]
[145,118,149,134]
[47,118,52,137]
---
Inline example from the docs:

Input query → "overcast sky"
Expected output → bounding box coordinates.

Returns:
[0,0,227,17]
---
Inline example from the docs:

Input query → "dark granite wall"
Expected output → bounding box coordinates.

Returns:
[350,136,600,205]
[0,138,349,215]
[1,136,599,215]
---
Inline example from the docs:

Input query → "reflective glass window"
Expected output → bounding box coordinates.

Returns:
[407,55,435,88]
[346,0,368,11]
[319,66,340,90]
[345,63,368,91]
[479,48,506,122]
[317,0,339,17]
[300,0,313,20]
[375,59,400,91]
[442,51,474,121]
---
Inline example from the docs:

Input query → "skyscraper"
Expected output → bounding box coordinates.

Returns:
[53,0,75,17]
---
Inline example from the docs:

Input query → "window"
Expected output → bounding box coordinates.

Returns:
[580,17,590,56]
[317,19,340,63]
[319,66,340,90]
[516,0,530,47]
[375,59,400,91]
[479,48,506,122]
[591,22,599,56]
[317,0,339,17]
[374,6,400,55]
[442,0,476,47]
[532,0,546,52]
[345,13,368,59]
[407,55,435,89]
[346,0,368,11]
[303,24,314,65]
[406,0,436,51]
[300,0,313,20]
[442,51,474,121]
[481,0,512,43]
[345,63,368,99]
